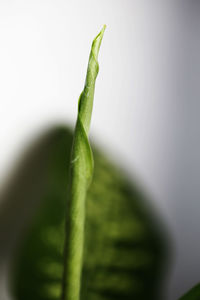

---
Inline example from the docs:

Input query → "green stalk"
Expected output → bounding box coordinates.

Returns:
[61,25,106,300]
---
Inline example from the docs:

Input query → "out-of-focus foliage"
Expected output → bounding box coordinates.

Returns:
[178,284,200,300]
[6,126,167,300]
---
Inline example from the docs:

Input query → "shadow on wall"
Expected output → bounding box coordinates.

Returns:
[0,126,168,300]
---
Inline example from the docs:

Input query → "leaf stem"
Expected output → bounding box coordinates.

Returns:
[61,25,106,300]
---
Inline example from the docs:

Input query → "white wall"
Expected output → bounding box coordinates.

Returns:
[0,1,200,299]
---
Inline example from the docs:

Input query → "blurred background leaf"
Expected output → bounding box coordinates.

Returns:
[0,126,168,300]
[178,284,200,300]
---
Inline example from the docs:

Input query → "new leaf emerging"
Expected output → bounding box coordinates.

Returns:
[62,25,106,300]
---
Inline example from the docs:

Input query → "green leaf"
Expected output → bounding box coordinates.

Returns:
[6,26,167,300]
[62,25,106,300]
[178,284,200,300]
[8,127,167,300]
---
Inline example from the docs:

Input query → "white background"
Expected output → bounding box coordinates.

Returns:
[0,1,200,299]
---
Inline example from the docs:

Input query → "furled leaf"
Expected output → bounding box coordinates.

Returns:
[62,25,106,300]
[178,284,200,300]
